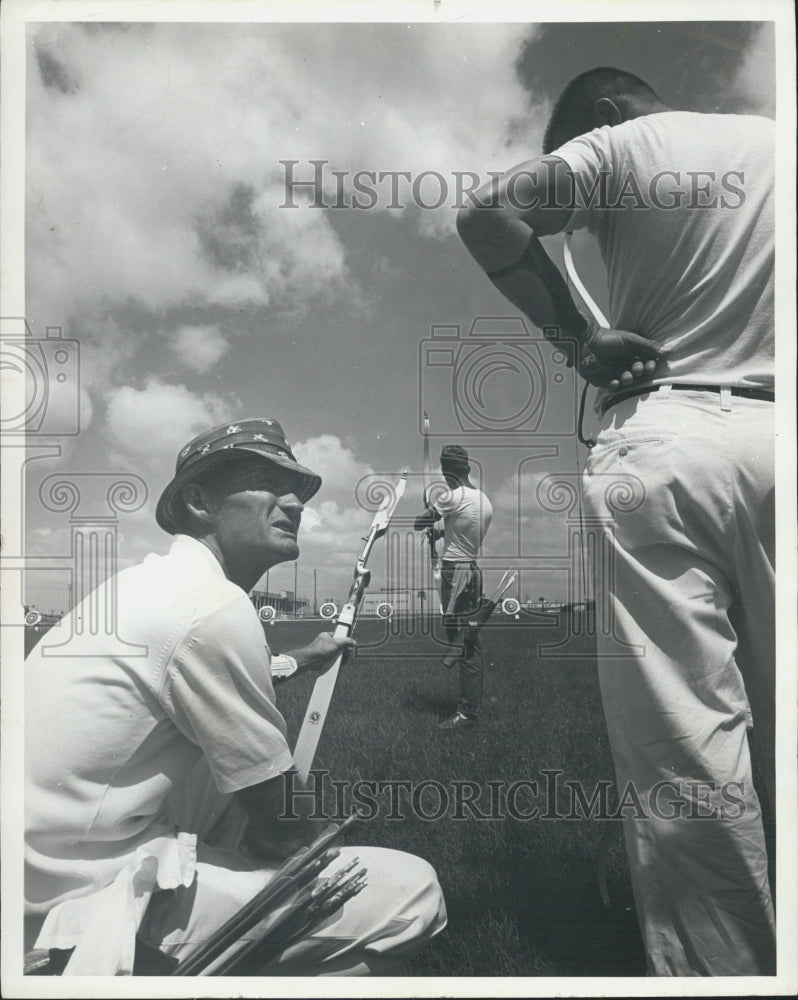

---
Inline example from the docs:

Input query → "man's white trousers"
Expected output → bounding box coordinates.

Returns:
[582,388,776,976]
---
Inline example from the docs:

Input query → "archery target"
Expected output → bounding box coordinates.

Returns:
[502,597,521,616]
[258,605,276,624]
[319,602,338,620]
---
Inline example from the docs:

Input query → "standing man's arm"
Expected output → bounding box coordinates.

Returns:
[456,156,665,389]
[414,508,442,532]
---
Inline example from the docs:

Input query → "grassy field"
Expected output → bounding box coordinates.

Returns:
[268,611,647,977]
[24,606,777,979]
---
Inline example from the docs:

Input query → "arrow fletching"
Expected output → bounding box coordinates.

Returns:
[440,569,519,669]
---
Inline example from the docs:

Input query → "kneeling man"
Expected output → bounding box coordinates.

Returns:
[25,418,446,975]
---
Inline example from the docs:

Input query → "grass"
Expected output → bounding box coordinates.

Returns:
[25,605,776,978]
[267,612,647,977]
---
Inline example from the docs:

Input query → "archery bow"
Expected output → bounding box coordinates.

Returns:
[561,232,608,448]
[422,411,441,584]
[293,471,408,781]
[562,232,610,329]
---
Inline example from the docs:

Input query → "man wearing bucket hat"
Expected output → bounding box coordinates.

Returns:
[25,418,446,975]
[415,444,493,731]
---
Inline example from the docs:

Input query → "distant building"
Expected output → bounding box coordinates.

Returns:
[361,589,440,616]
[526,599,561,614]
[251,589,310,619]
[523,599,596,615]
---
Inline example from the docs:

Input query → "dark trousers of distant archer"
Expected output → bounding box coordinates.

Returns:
[440,561,484,717]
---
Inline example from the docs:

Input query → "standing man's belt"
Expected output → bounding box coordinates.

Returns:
[604,383,775,412]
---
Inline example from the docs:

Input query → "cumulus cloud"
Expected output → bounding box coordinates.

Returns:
[483,463,578,564]
[104,378,236,471]
[291,434,375,560]
[21,20,545,587]
[173,325,230,373]
[293,434,374,497]
[25,22,542,350]
[260,432,413,593]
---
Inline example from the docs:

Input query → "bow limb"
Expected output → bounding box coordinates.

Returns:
[562,233,610,329]
[293,473,407,780]
[422,412,441,583]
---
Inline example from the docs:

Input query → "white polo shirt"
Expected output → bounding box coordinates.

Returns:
[25,534,293,917]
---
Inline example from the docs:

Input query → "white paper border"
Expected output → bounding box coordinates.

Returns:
[2,1,795,997]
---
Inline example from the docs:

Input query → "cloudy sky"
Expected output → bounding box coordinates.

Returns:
[15,6,777,611]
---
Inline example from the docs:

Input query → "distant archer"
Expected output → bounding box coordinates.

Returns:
[414,445,493,731]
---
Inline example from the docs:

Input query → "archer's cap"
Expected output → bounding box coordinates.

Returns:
[156,418,322,534]
[440,444,470,471]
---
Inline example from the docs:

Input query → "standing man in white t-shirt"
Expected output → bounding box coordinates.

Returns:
[455,68,775,975]
[415,445,493,731]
